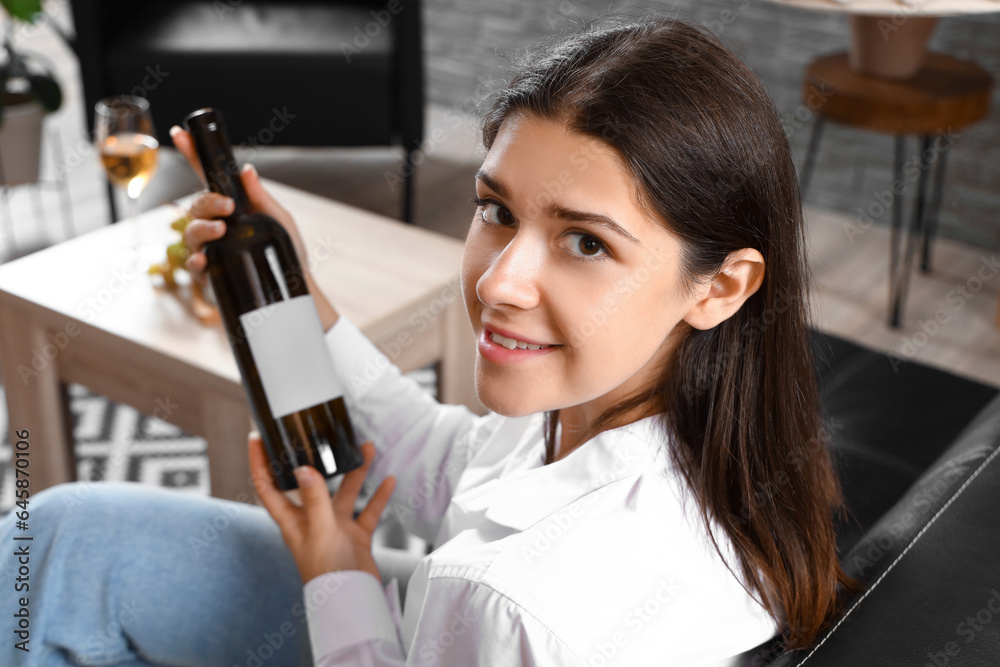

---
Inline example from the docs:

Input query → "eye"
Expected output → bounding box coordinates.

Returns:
[471,196,611,263]
[561,232,610,262]
[473,197,515,227]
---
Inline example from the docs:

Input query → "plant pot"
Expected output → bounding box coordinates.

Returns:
[848,15,939,80]
[0,94,45,186]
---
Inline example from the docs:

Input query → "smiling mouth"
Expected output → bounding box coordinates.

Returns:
[487,330,556,350]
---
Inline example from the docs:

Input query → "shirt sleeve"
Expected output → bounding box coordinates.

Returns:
[304,571,406,666]
[304,572,586,666]
[323,315,494,544]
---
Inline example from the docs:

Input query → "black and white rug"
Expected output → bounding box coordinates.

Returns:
[0,366,437,514]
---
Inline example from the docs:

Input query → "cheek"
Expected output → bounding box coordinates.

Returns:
[461,231,489,316]
[567,268,680,363]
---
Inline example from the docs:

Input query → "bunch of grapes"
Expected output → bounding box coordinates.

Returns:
[147,211,219,325]
[147,211,193,288]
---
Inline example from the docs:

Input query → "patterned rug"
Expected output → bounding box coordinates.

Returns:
[0,365,438,514]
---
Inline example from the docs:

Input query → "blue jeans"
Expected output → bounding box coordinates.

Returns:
[0,482,314,667]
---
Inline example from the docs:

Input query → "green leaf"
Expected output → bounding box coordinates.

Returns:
[27,73,61,112]
[1,0,43,23]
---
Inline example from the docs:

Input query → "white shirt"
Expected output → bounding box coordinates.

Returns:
[305,315,778,666]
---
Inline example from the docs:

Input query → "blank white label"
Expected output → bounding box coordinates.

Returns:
[240,295,344,418]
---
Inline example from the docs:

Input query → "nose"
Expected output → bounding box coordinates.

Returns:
[476,233,544,311]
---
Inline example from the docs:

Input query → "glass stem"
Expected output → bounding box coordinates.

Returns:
[128,188,141,256]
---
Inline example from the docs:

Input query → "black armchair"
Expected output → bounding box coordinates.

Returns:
[737,333,1000,665]
[70,0,424,222]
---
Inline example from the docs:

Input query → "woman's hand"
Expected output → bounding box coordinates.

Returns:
[168,125,308,285]
[248,432,397,584]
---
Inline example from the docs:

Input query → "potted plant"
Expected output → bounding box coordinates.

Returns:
[0,0,62,186]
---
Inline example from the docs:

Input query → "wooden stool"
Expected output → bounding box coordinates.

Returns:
[799,52,992,328]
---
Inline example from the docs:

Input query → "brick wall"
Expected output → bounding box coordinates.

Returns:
[422,0,1000,250]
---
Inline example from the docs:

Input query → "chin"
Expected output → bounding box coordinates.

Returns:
[474,375,539,418]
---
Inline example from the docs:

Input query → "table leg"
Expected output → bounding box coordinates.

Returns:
[201,391,255,502]
[0,311,76,492]
[890,135,934,329]
[799,116,826,199]
[921,136,949,273]
[438,298,485,415]
[888,135,911,329]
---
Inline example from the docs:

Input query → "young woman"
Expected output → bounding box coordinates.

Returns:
[0,15,854,666]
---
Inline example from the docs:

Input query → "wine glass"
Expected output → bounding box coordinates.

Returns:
[94,96,160,269]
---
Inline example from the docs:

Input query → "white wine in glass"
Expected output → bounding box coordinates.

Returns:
[95,96,159,268]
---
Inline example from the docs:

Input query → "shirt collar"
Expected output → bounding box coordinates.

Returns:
[457,412,672,532]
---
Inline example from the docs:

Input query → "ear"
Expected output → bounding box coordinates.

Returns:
[683,248,765,330]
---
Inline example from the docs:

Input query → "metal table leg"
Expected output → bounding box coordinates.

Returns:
[889,135,934,328]
[800,116,826,199]
[921,135,949,273]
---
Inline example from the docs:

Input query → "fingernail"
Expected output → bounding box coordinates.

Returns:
[169,125,181,137]
[294,466,314,487]
[242,163,257,177]
[249,430,259,440]
[211,221,225,233]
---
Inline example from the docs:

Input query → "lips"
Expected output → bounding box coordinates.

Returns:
[482,323,558,348]
[477,327,562,364]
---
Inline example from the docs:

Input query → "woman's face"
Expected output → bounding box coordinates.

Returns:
[461,112,701,422]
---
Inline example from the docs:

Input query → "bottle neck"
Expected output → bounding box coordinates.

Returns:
[184,109,250,215]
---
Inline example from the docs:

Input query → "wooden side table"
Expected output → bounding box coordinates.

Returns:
[799,52,992,328]
[0,179,482,502]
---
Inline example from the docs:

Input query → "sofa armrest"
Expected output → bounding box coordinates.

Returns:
[740,392,1000,665]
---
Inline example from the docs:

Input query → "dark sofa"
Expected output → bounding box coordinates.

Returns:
[738,331,1000,665]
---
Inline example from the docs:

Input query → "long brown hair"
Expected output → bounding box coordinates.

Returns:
[481,15,857,650]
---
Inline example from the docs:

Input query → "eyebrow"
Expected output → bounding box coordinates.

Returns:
[475,170,643,246]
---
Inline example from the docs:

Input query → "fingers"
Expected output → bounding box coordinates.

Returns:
[169,125,205,184]
[248,432,299,529]
[239,163,296,230]
[332,441,376,517]
[293,464,335,528]
[356,475,396,536]
[183,211,228,281]
[189,193,235,222]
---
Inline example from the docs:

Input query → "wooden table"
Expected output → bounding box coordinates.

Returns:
[0,179,483,501]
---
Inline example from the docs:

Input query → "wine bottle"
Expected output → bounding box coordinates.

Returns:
[183,107,363,491]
